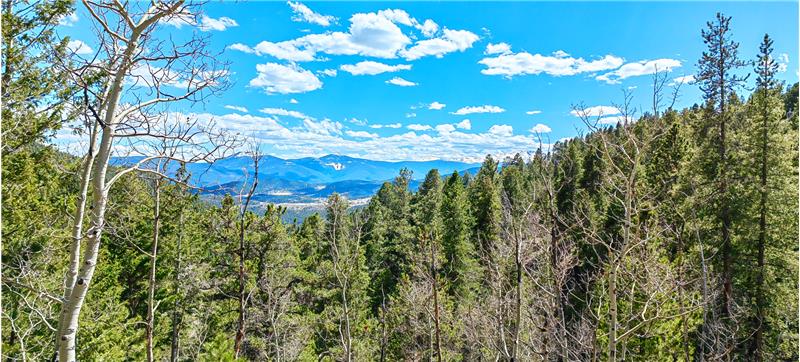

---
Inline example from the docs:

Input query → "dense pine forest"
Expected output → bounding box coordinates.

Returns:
[2,1,798,361]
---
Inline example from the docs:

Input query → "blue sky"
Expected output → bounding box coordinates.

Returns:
[60,1,798,162]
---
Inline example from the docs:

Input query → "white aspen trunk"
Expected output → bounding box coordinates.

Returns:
[55,122,97,354]
[57,31,135,361]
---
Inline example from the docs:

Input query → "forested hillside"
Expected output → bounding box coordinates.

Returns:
[2,1,798,361]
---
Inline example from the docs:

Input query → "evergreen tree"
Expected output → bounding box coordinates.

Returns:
[696,12,748,327]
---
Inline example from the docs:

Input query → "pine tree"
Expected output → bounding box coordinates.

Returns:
[696,12,748,325]
[441,171,480,300]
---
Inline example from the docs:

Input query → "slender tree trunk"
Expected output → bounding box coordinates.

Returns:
[429,234,443,362]
[512,230,522,361]
[146,179,162,362]
[608,261,617,362]
[170,205,184,362]
[55,122,97,356]
[234,157,258,358]
[56,18,145,360]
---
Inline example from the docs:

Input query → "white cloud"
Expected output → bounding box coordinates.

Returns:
[435,124,456,134]
[455,119,471,130]
[386,77,417,87]
[346,130,379,138]
[428,101,446,110]
[59,13,78,27]
[249,63,323,94]
[485,42,511,55]
[340,61,412,75]
[370,123,402,129]
[671,75,695,85]
[570,105,621,118]
[488,124,513,137]
[480,50,624,78]
[303,118,342,135]
[348,117,367,126]
[234,9,470,63]
[406,113,417,118]
[407,124,432,131]
[237,10,412,61]
[597,115,633,125]
[596,58,682,84]
[224,105,249,113]
[526,110,542,115]
[229,43,255,54]
[287,1,337,26]
[163,14,238,32]
[259,107,311,119]
[777,53,789,73]
[530,123,552,133]
[67,40,93,55]
[452,105,505,115]
[252,41,317,61]
[400,28,479,60]
[86,112,551,163]
[417,19,439,37]
[290,98,299,104]
[319,69,338,77]
[198,15,238,31]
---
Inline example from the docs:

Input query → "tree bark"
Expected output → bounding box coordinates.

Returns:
[429,233,443,362]
[170,204,185,362]
[146,178,162,362]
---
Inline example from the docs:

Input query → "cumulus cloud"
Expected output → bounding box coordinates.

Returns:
[417,19,439,37]
[570,105,621,118]
[228,43,255,54]
[526,110,542,115]
[386,77,418,86]
[407,124,432,131]
[436,124,456,134]
[596,58,682,84]
[163,14,238,32]
[59,12,78,27]
[230,9,411,61]
[224,105,249,113]
[452,105,505,115]
[67,40,93,55]
[480,49,624,78]
[597,115,633,125]
[488,124,513,137]
[287,1,337,26]
[370,123,402,129]
[400,28,479,60]
[259,107,311,119]
[346,130,379,138]
[671,75,695,85]
[304,118,343,135]
[290,98,299,104]
[485,42,511,55]
[428,101,446,110]
[231,9,471,63]
[340,61,412,75]
[530,123,552,133]
[249,63,323,94]
[406,113,417,118]
[455,119,471,130]
[198,15,238,31]
[97,112,550,163]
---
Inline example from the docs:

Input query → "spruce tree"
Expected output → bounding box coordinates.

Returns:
[696,12,748,325]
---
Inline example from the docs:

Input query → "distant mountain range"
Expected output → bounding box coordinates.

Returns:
[112,154,480,206]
